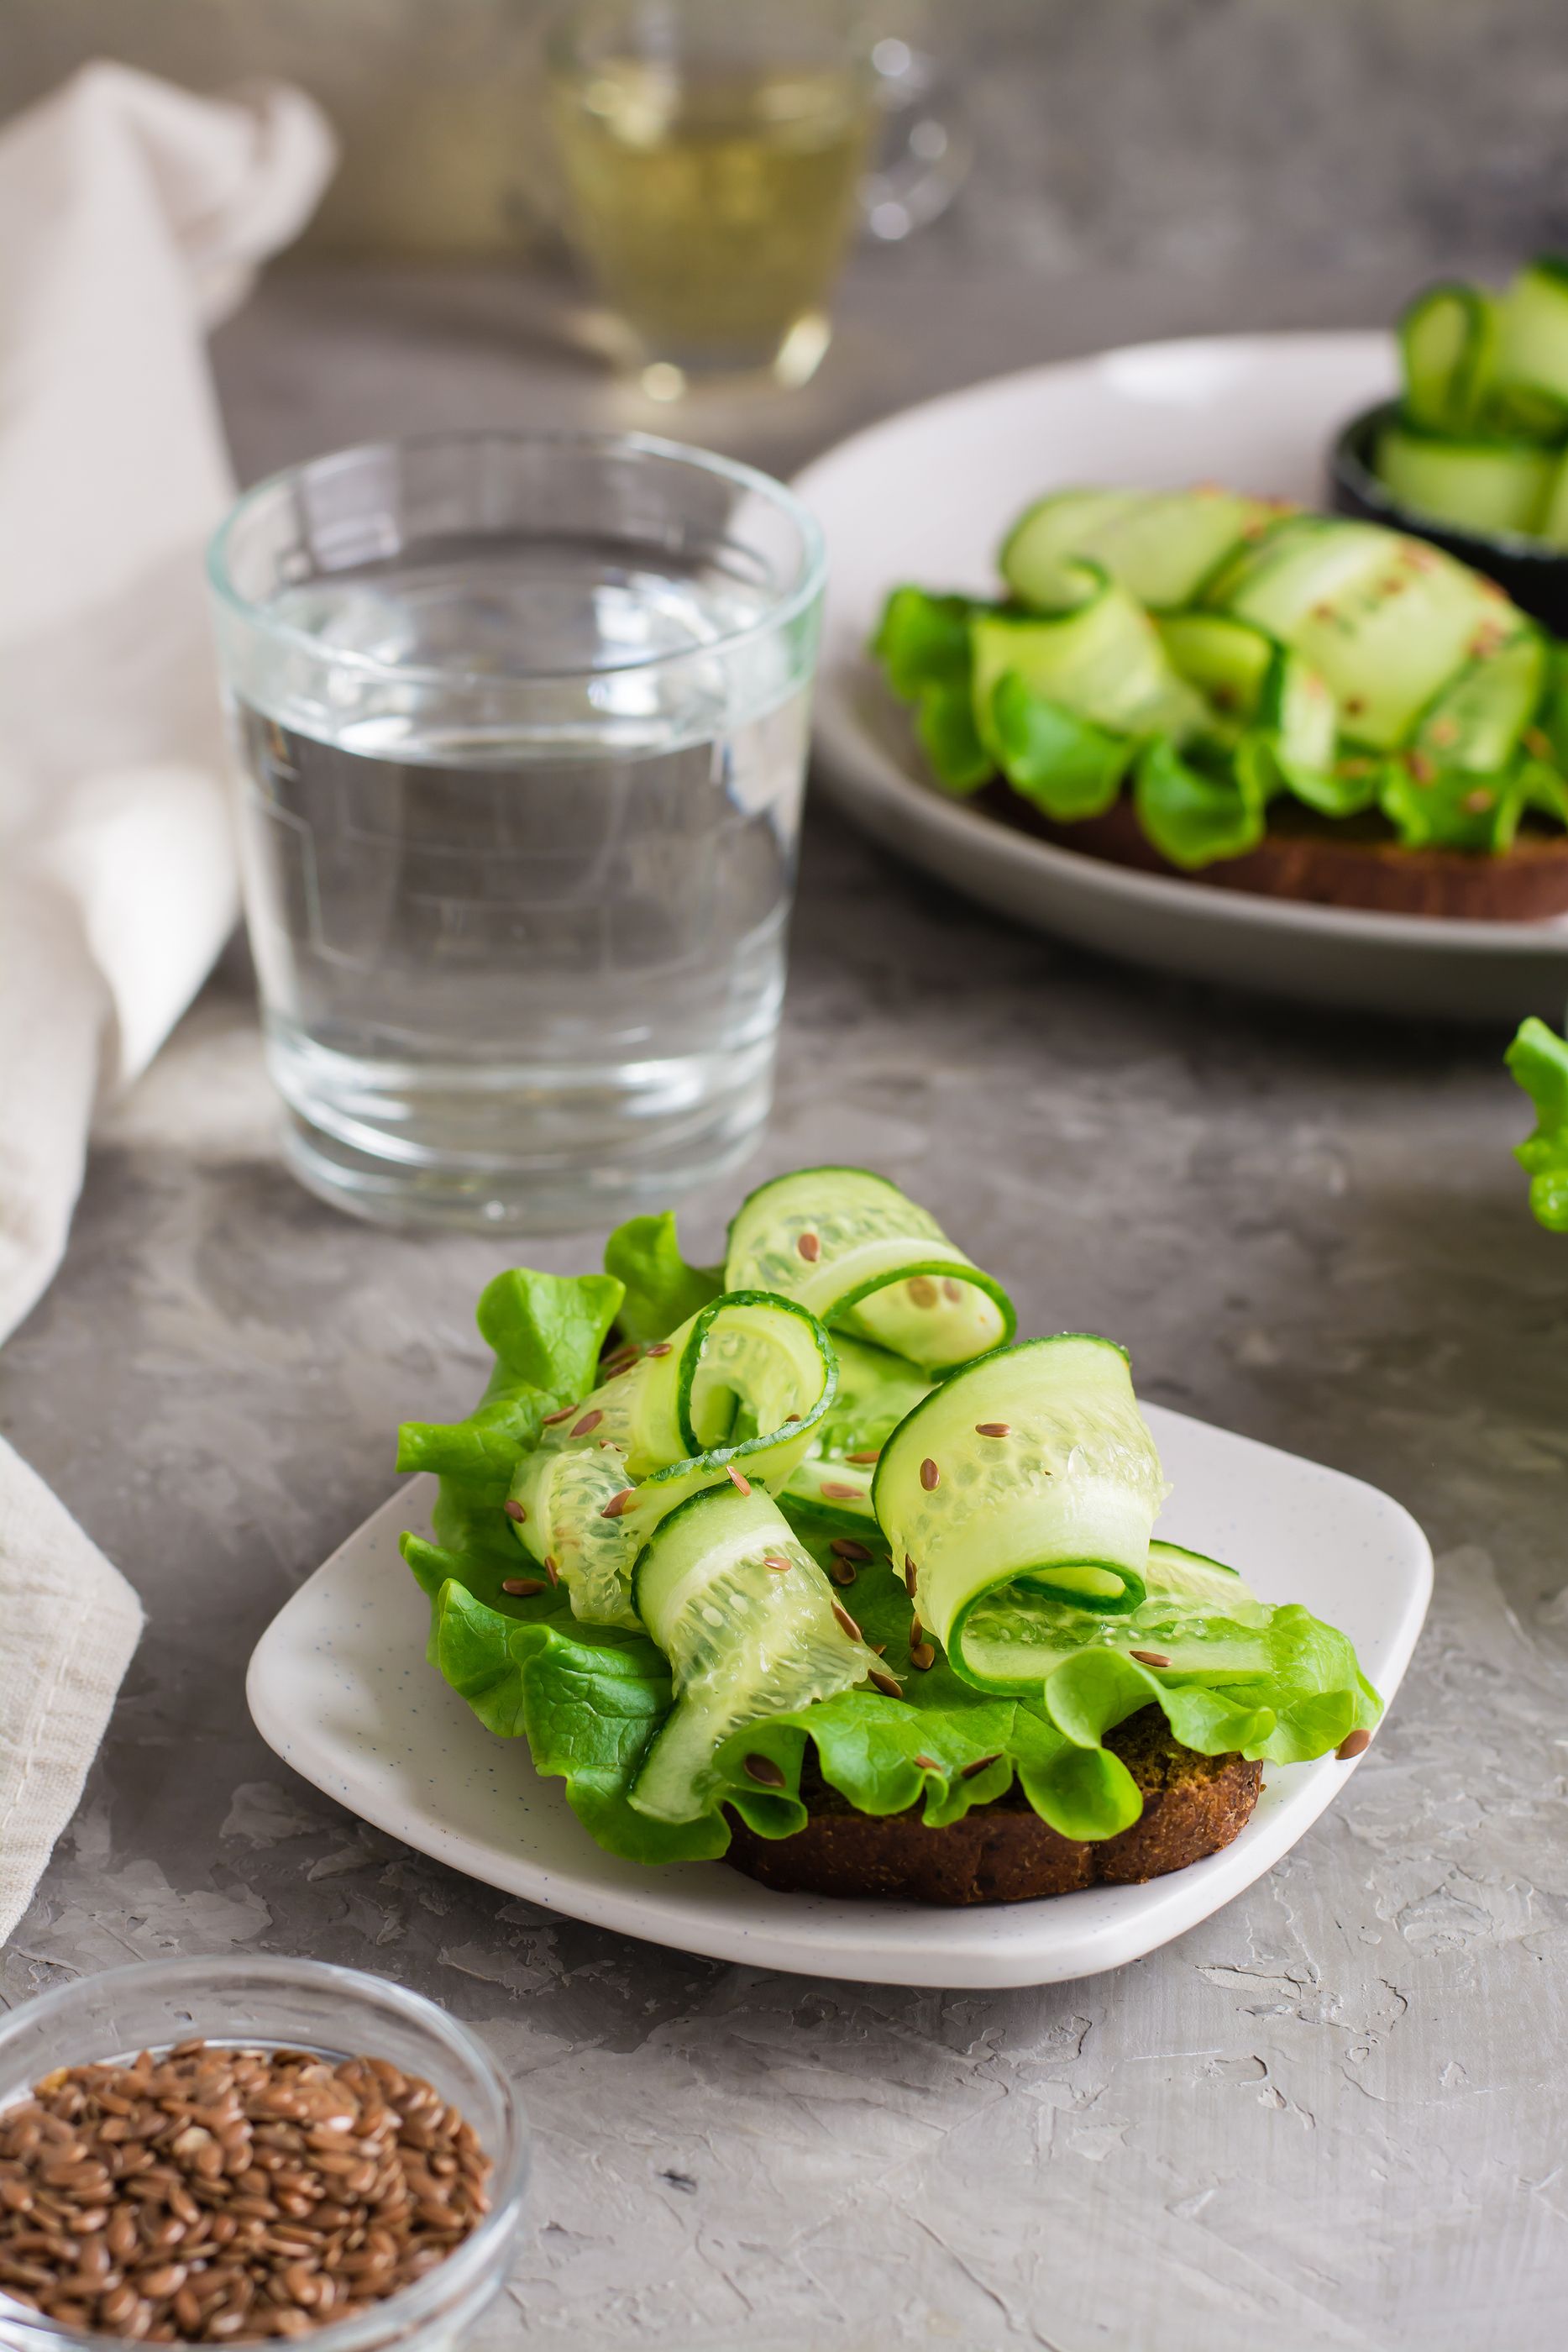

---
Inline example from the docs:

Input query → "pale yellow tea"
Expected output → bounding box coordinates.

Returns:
[551,55,874,381]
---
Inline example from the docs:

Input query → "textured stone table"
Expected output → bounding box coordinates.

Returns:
[3,256,1566,2352]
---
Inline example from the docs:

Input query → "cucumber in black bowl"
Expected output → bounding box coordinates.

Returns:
[1330,402,1568,635]
[1329,260,1568,633]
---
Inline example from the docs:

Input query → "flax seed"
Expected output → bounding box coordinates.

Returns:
[868,1668,904,1698]
[501,1578,546,1598]
[831,1600,863,1641]
[961,1753,1001,1779]
[974,1422,1009,1438]
[1337,1728,1372,1760]
[909,1641,936,1670]
[820,1483,862,1501]
[920,1457,940,1490]
[843,1450,880,1465]
[726,1465,752,1496]
[503,1499,527,1523]
[570,1410,603,1437]
[0,2040,493,2341]
[1129,1649,1171,1669]
[796,1232,821,1262]
[742,1754,786,1788]
[830,1536,871,1561]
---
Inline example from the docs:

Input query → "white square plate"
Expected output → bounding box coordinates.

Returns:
[247,1404,1430,1989]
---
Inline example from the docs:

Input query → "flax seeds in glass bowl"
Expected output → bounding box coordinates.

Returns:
[0,1959,529,2351]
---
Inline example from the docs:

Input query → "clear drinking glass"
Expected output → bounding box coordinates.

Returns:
[548,0,896,395]
[0,1956,530,2352]
[207,430,825,1231]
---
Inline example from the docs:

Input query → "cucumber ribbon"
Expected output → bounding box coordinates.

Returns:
[873,1335,1168,1690]
[628,1483,877,1824]
[1373,258,1568,545]
[507,1289,836,1629]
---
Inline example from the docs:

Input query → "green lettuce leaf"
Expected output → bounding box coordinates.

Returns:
[601,1210,722,1343]
[985,674,1130,819]
[1134,735,1266,869]
[1378,757,1528,852]
[397,1263,623,1644]
[396,1268,622,1500]
[871,586,996,793]
[1508,1016,1568,1230]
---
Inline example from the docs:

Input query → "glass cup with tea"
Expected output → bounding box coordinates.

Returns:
[548,0,964,396]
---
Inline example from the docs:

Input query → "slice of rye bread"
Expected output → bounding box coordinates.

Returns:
[723,1708,1263,1908]
[977,783,1568,921]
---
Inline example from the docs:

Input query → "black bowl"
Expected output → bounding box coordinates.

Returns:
[1328,401,1568,636]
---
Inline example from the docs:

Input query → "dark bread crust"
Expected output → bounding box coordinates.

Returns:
[979,783,1568,921]
[723,1709,1263,1908]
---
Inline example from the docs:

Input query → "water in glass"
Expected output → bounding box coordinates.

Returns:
[229,530,810,1229]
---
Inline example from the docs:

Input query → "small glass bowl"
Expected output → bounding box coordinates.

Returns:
[0,1957,529,2352]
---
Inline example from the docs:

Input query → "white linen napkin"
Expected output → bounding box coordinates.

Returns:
[0,63,335,1942]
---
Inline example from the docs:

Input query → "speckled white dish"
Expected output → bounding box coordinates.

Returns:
[247,1404,1430,1991]
[797,329,1568,1023]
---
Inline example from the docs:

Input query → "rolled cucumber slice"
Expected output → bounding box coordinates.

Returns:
[1155,613,1276,722]
[1204,515,1515,749]
[508,1291,835,1626]
[971,564,1209,753]
[956,1537,1277,1691]
[1001,487,1282,613]
[1398,281,1500,432]
[726,1167,1014,1374]
[1375,419,1555,538]
[872,1335,1167,1691]
[1495,257,1568,433]
[629,1484,873,1823]
[1410,629,1548,774]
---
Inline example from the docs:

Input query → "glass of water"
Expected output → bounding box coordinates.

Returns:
[207,431,825,1231]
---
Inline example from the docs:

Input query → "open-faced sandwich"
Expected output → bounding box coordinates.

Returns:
[872,485,1568,917]
[399,1171,1380,1905]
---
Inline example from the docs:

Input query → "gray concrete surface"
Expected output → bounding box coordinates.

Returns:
[3,252,1566,2352]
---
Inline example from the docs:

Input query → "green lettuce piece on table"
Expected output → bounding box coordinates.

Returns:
[1508,1016,1568,1230]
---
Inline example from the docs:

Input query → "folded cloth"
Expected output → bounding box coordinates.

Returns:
[0,64,335,1942]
